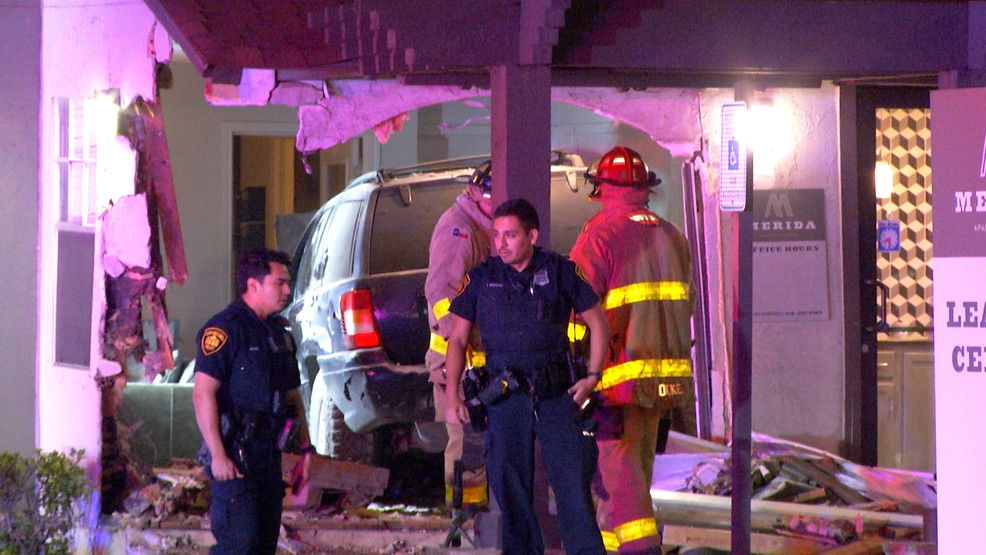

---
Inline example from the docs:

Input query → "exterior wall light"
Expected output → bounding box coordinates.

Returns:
[874,161,894,200]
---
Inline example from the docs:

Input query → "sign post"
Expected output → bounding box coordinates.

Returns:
[722,100,752,554]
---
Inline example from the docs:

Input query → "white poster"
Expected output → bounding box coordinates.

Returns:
[931,87,986,552]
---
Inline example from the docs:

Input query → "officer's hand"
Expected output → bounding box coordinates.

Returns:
[445,398,468,425]
[211,453,243,481]
[568,376,599,409]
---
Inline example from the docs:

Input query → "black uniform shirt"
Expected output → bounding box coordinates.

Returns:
[450,247,599,372]
[194,299,300,415]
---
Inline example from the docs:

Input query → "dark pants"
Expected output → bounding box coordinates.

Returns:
[208,440,284,555]
[486,391,604,555]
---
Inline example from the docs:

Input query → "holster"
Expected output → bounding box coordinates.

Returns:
[532,359,574,400]
[463,367,490,432]
[590,404,625,440]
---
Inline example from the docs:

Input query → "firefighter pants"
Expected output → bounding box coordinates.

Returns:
[435,383,487,504]
[486,391,604,555]
[207,440,284,555]
[595,404,663,554]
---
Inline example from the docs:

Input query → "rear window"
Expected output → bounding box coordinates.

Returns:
[368,180,463,274]
[550,174,600,255]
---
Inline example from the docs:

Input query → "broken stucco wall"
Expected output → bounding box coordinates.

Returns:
[38,0,171,488]
[697,86,846,451]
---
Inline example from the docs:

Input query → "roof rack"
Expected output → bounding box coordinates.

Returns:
[374,150,584,183]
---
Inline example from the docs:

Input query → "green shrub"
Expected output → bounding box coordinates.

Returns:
[0,449,93,554]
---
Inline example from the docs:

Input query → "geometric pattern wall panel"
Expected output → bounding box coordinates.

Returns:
[875,108,933,342]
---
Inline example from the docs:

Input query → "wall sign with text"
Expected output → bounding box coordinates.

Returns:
[751,188,829,322]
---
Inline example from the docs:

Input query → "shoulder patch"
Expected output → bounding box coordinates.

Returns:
[452,227,470,239]
[453,274,470,298]
[201,327,228,356]
[575,263,591,285]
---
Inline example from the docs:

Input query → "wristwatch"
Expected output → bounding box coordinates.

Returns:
[587,371,602,381]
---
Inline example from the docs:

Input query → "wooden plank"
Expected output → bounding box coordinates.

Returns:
[662,524,822,554]
[651,490,924,530]
[819,536,884,554]
[779,456,870,506]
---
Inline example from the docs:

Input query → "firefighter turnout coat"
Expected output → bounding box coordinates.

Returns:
[424,191,491,378]
[570,199,694,409]
[570,198,694,553]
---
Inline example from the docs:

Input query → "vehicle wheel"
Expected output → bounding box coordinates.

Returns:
[310,377,376,463]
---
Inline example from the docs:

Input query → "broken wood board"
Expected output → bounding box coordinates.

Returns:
[662,524,821,554]
[819,537,884,554]
[650,490,923,532]
[281,453,389,509]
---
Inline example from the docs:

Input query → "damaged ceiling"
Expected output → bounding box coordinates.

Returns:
[143,0,970,90]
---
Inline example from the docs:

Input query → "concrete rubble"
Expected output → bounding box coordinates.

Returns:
[653,432,937,553]
[89,432,938,553]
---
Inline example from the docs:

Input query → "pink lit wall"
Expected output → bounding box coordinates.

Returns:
[0,1,41,457]
[37,0,167,472]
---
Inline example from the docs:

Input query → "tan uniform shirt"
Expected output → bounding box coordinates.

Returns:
[424,191,492,381]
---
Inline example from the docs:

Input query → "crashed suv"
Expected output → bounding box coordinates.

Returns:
[286,152,598,459]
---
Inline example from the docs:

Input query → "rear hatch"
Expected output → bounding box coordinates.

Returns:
[362,176,465,364]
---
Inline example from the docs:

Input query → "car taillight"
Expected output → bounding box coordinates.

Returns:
[340,289,381,349]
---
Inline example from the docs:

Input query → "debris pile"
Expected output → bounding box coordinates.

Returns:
[653,432,936,553]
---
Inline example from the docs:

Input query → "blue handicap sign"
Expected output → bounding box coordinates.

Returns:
[728,140,740,170]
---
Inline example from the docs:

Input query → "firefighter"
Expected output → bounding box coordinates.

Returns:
[424,160,494,509]
[569,146,696,554]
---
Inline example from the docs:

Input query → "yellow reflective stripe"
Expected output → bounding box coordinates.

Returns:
[614,517,658,544]
[600,530,621,551]
[429,333,485,367]
[469,350,486,368]
[602,281,688,310]
[595,358,692,391]
[445,483,488,505]
[433,297,452,320]
[430,332,448,355]
[567,322,586,342]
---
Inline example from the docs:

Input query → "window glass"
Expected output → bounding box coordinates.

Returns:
[550,174,600,255]
[369,181,462,274]
[297,200,363,296]
[292,206,332,297]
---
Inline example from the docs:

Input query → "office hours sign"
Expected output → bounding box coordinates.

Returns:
[751,189,829,322]
[930,88,986,553]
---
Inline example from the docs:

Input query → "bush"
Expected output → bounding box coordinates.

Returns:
[0,449,93,554]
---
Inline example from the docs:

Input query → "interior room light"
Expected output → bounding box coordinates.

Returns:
[874,161,894,200]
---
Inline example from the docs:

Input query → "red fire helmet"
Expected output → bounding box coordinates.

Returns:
[585,146,661,191]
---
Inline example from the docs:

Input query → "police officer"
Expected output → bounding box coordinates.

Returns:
[570,146,695,554]
[425,160,493,507]
[193,249,313,554]
[444,198,609,555]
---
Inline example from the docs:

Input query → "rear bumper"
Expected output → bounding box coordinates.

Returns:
[314,348,434,433]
